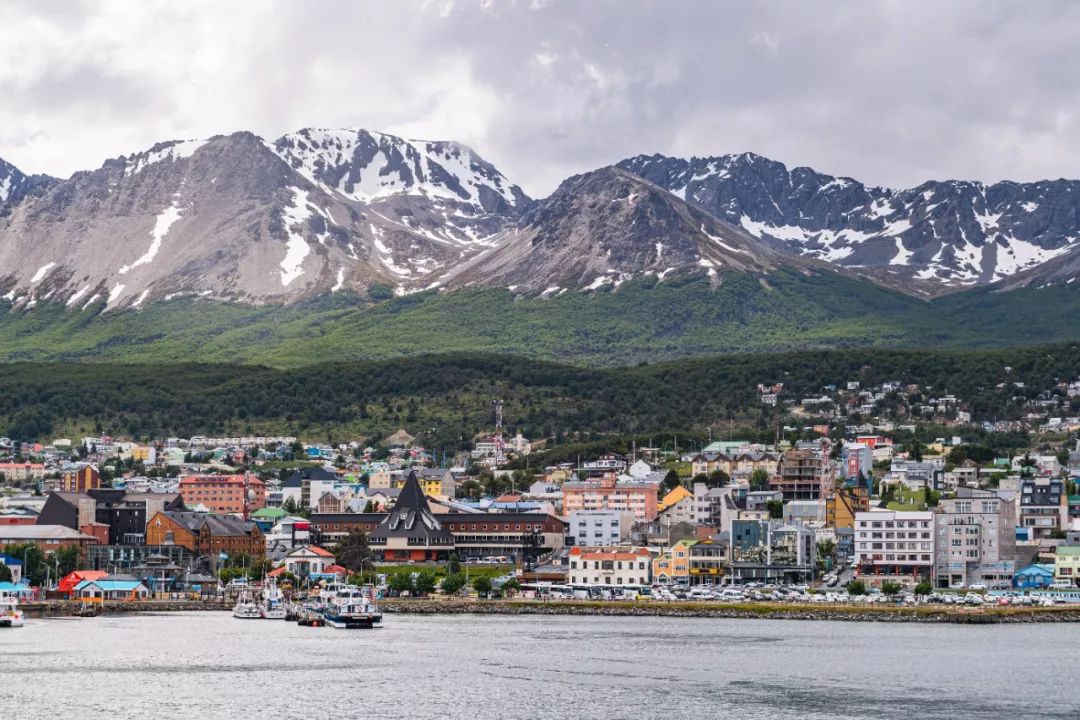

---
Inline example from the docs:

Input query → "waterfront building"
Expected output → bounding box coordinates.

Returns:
[1013,563,1054,589]
[688,538,724,584]
[729,519,816,583]
[854,509,934,586]
[933,488,1017,589]
[369,472,455,562]
[651,539,693,584]
[567,546,650,587]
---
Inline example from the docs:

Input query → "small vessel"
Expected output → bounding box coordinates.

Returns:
[0,592,24,628]
[232,590,261,619]
[297,606,325,627]
[323,584,382,629]
[259,578,287,620]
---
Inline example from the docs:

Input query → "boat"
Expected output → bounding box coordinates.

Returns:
[232,590,261,619]
[297,607,325,627]
[323,584,382,629]
[259,578,287,619]
[0,592,24,628]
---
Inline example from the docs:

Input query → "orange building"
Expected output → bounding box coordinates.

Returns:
[561,473,660,521]
[61,465,101,493]
[178,474,266,517]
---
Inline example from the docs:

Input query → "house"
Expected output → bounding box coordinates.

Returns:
[0,554,23,583]
[75,576,149,601]
[417,468,457,498]
[60,465,101,493]
[651,539,693,584]
[1013,563,1054,589]
[58,570,109,596]
[145,511,265,557]
[281,466,339,509]
[1054,546,1080,588]
[281,545,337,580]
[567,546,651,587]
[657,486,694,526]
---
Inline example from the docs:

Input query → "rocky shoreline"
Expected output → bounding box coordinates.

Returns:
[380,599,1080,624]
[21,598,1080,624]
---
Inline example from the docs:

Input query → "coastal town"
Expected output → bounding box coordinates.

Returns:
[2,372,1080,621]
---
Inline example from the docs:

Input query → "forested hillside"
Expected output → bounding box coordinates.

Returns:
[2,345,1077,446]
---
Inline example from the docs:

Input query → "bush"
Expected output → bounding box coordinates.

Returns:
[913,581,933,596]
[846,579,867,596]
[440,573,466,595]
[880,581,902,596]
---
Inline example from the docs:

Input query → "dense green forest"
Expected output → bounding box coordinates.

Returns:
[1,344,1077,447]
[1,271,1080,367]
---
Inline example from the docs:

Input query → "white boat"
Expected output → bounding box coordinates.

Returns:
[323,584,382,629]
[259,578,287,619]
[232,590,261,619]
[0,592,25,628]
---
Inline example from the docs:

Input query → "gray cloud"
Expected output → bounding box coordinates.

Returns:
[0,0,1077,196]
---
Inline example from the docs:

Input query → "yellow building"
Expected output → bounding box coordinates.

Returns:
[651,539,694,583]
[825,486,870,529]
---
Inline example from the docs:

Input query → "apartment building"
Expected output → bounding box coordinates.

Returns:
[567,546,651,587]
[566,510,634,547]
[854,509,934,585]
[772,448,833,500]
[934,488,1017,589]
[561,473,660,521]
[1018,478,1067,540]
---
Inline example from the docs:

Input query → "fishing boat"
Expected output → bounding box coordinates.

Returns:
[259,578,287,619]
[232,590,261,619]
[0,592,24,628]
[323,585,382,629]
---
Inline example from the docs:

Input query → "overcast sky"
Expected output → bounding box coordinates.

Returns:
[1,0,1077,196]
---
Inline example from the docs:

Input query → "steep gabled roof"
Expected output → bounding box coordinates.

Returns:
[370,471,453,544]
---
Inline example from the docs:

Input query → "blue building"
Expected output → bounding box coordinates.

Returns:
[1013,563,1054,590]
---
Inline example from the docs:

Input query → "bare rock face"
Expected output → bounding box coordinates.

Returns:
[0,129,532,309]
[620,153,1080,294]
[442,167,798,294]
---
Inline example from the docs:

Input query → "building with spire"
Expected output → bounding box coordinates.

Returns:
[369,472,455,562]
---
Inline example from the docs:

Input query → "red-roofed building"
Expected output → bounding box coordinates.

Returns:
[567,546,651,586]
[58,570,109,596]
[283,546,337,578]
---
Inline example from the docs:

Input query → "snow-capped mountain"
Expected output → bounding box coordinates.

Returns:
[443,167,796,293]
[0,130,531,309]
[619,153,1080,292]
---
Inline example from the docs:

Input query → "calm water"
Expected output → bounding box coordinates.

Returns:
[2,612,1078,719]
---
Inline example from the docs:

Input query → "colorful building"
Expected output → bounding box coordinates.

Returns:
[651,539,693,583]
[568,546,651,587]
[561,473,660,521]
[1054,546,1080,588]
[178,473,266,517]
[61,465,101,493]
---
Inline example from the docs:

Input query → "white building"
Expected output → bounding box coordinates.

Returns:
[854,509,935,585]
[566,510,634,547]
[567,546,651,586]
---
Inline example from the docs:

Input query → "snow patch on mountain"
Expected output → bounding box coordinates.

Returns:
[119,200,184,275]
[279,188,312,287]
